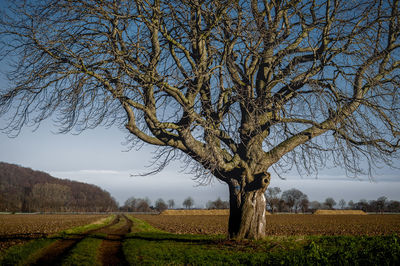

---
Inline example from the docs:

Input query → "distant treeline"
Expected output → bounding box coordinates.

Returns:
[265,187,400,213]
[0,162,118,212]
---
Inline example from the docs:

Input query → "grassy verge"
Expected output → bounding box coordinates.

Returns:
[0,239,55,266]
[123,218,400,265]
[60,214,115,235]
[126,215,165,233]
[0,215,115,265]
[124,234,400,265]
[61,237,103,266]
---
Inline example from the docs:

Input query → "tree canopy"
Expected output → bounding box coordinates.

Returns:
[1,0,399,239]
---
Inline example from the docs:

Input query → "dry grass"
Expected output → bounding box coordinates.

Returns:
[314,210,367,215]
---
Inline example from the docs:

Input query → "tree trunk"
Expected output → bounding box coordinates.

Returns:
[228,186,267,240]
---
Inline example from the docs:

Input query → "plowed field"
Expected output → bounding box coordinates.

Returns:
[133,214,400,236]
[0,214,108,251]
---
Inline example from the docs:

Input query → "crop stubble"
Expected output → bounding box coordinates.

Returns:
[133,214,400,236]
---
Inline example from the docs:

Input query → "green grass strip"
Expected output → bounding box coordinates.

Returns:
[122,218,400,266]
[60,214,115,235]
[126,215,165,233]
[0,239,55,266]
[61,237,102,266]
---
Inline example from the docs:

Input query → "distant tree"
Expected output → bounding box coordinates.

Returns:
[265,187,281,213]
[299,197,309,213]
[277,199,288,213]
[348,200,356,210]
[167,199,175,209]
[155,198,168,212]
[123,197,138,212]
[207,197,229,209]
[30,183,71,212]
[0,162,118,212]
[281,188,308,213]
[123,197,151,212]
[324,198,337,209]
[376,196,387,213]
[183,197,194,209]
[339,199,346,210]
[136,198,152,212]
[387,200,400,212]
[309,201,322,211]
[355,199,369,212]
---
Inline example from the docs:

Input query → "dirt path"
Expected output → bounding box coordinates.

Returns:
[29,214,132,266]
[30,238,80,266]
[97,214,132,265]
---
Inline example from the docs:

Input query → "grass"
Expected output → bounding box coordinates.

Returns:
[123,233,400,265]
[126,215,165,233]
[0,239,55,266]
[60,214,115,235]
[2,214,399,265]
[123,221,400,265]
[61,237,103,266]
[0,214,115,265]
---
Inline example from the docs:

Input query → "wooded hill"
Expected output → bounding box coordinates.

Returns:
[0,162,118,212]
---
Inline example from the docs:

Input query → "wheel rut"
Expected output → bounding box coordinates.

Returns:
[29,214,132,266]
[97,214,132,266]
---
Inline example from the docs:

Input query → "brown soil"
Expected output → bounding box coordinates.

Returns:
[0,214,108,235]
[29,214,132,266]
[134,214,400,236]
[31,238,80,266]
[97,214,132,266]
[0,214,107,253]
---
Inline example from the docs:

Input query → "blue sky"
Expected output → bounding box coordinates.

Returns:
[1,116,400,208]
[0,1,399,208]
[0,9,398,208]
[0,67,399,207]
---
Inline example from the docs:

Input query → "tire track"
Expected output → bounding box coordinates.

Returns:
[29,215,120,266]
[97,214,132,266]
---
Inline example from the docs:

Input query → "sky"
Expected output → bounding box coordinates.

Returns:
[0,1,399,207]
[1,117,400,208]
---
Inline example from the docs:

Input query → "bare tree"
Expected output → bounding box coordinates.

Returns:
[281,188,307,213]
[324,197,337,209]
[338,199,346,209]
[338,199,346,210]
[299,197,309,213]
[265,187,281,213]
[183,196,194,209]
[376,196,387,213]
[207,197,229,209]
[167,199,175,209]
[123,197,151,212]
[387,200,400,212]
[155,198,168,212]
[309,200,322,211]
[0,0,399,239]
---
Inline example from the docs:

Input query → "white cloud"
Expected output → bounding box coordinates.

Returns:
[79,169,123,175]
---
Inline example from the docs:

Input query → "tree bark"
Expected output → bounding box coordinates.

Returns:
[228,185,267,240]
